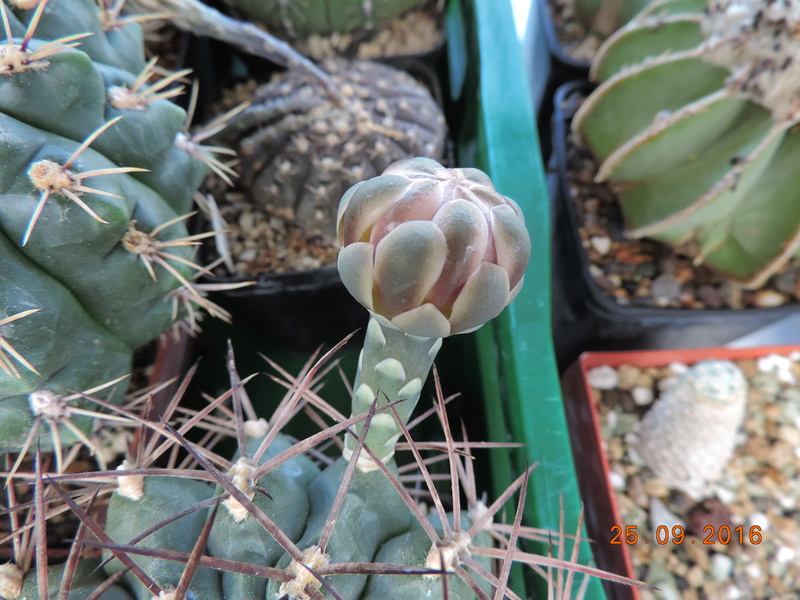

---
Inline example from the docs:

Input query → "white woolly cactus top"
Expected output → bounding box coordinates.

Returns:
[702,0,800,120]
[637,360,748,500]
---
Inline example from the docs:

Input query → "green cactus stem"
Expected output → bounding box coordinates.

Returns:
[336,157,531,469]
[0,0,219,454]
[573,0,800,287]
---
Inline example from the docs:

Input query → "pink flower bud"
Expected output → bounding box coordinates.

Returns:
[336,158,531,337]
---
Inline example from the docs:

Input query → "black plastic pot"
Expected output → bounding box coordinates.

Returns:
[538,0,591,84]
[550,80,800,371]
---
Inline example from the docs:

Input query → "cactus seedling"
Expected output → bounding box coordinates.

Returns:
[573,0,800,287]
[637,360,748,500]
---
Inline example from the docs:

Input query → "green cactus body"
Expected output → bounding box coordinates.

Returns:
[0,0,210,450]
[18,558,133,600]
[104,475,224,600]
[98,431,479,600]
[573,0,800,287]
[206,430,319,599]
[226,0,427,37]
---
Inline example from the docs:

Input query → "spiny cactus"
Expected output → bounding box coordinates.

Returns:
[6,347,638,600]
[224,0,428,39]
[0,0,223,455]
[212,59,448,259]
[573,0,800,287]
[100,158,531,600]
[1,161,640,599]
[637,360,747,500]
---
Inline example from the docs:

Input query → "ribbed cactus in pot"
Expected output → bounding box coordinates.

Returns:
[0,0,221,457]
[573,0,800,288]
[211,59,448,269]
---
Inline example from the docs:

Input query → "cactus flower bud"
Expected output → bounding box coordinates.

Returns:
[336,157,531,337]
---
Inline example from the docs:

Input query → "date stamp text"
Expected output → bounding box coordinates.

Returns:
[610,525,762,545]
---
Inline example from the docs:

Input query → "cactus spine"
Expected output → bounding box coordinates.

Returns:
[573,0,800,287]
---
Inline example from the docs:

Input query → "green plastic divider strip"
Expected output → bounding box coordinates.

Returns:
[450,0,608,597]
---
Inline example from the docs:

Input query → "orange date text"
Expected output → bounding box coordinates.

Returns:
[609,525,762,545]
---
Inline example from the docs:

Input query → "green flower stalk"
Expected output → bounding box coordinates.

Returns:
[336,157,531,467]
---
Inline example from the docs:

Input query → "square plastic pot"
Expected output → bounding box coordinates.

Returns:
[560,344,800,600]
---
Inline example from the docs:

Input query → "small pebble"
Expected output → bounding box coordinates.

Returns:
[609,470,626,490]
[649,497,684,533]
[667,362,688,374]
[590,235,612,255]
[657,374,680,392]
[772,268,799,295]
[587,365,619,390]
[726,585,743,599]
[710,553,734,582]
[696,284,723,308]
[775,546,795,563]
[650,274,682,306]
[748,511,769,530]
[685,564,705,588]
[753,289,788,307]
[632,385,654,406]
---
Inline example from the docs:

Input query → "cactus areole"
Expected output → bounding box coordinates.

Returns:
[573,0,800,287]
[336,157,531,468]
